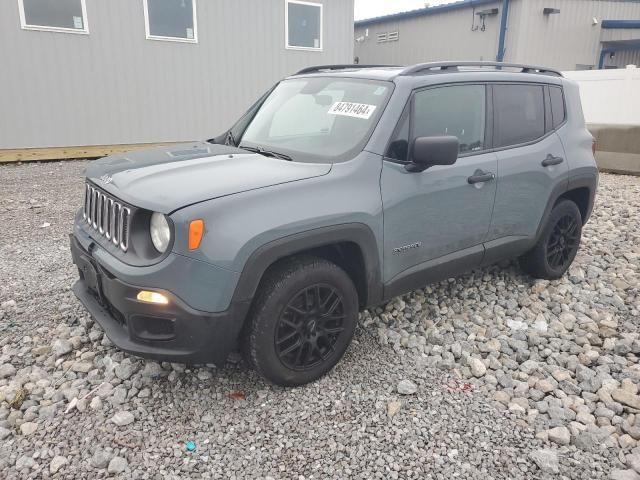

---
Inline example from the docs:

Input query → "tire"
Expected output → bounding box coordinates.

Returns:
[244,256,358,387]
[520,199,583,279]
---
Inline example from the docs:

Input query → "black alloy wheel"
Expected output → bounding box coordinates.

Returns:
[546,214,580,270]
[243,256,358,386]
[520,199,583,280]
[275,285,346,371]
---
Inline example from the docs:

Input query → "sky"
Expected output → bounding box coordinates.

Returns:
[354,0,453,21]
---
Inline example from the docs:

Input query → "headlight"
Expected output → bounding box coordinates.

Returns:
[150,212,171,253]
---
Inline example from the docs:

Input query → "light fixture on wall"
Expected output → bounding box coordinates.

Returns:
[477,8,499,16]
[543,8,561,15]
[592,17,599,26]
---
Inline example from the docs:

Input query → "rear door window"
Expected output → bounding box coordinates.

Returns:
[493,84,545,148]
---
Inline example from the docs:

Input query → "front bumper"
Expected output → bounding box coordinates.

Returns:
[70,235,249,365]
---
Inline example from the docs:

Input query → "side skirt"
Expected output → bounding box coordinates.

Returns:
[383,245,484,301]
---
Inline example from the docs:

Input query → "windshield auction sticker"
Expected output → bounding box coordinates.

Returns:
[328,102,377,120]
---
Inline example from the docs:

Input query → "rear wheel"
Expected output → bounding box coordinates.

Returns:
[244,256,358,386]
[520,199,582,279]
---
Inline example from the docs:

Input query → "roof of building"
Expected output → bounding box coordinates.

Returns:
[354,0,498,27]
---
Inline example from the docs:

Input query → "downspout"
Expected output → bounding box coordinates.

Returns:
[496,0,509,62]
[598,48,610,69]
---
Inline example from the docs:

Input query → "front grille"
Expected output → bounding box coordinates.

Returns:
[82,183,131,251]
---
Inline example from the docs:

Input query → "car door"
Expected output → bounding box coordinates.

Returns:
[381,83,498,294]
[484,83,569,261]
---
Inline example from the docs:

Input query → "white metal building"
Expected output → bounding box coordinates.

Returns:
[354,0,640,71]
[0,0,354,160]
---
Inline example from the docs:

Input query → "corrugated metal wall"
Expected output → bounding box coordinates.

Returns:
[354,0,640,71]
[607,49,640,67]
[513,0,640,70]
[354,2,502,65]
[0,0,354,149]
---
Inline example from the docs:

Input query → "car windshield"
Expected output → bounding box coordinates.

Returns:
[238,77,392,163]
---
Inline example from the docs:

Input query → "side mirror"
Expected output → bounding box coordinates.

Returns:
[406,136,459,172]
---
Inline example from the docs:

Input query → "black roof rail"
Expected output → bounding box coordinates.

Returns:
[399,61,563,77]
[294,64,398,75]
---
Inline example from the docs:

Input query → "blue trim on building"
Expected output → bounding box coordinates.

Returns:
[496,0,509,62]
[355,0,497,27]
[601,20,640,29]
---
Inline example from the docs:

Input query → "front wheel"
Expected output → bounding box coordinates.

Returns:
[244,256,358,387]
[520,199,583,279]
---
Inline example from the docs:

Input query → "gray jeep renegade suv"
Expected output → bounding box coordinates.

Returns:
[71,62,598,386]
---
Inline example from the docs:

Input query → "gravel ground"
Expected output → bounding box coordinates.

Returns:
[0,160,638,479]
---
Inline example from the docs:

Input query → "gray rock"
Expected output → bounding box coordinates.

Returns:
[49,456,67,474]
[536,377,557,393]
[19,422,38,436]
[141,361,164,378]
[611,470,640,480]
[528,448,559,474]
[108,456,127,474]
[51,339,73,357]
[397,379,417,395]
[115,359,137,380]
[613,389,640,410]
[71,361,93,373]
[548,426,571,446]
[111,411,134,427]
[15,455,36,470]
[559,379,582,396]
[0,363,16,379]
[627,453,640,474]
[91,449,113,469]
[573,430,598,451]
[90,396,103,410]
[468,357,486,377]
[1,299,17,309]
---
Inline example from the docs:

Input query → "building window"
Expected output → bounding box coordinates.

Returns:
[18,0,89,34]
[286,0,322,51]
[143,0,198,43]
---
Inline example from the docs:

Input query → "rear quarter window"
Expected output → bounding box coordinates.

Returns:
[549,86,566,128]
[493,84,545,148]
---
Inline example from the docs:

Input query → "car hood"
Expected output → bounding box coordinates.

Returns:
[85,142,332,213]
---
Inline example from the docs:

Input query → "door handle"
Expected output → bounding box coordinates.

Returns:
[541,154,564,167]
[467,170,495,184]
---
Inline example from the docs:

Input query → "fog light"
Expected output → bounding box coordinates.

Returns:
[137,291,169,305]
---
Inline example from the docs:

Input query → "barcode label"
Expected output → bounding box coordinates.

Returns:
[328,102,376,120]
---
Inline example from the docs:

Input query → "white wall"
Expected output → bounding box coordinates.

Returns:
[563,65,640,126]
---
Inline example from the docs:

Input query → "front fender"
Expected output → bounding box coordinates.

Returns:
[169,152,384,311]
[230,223,382,306]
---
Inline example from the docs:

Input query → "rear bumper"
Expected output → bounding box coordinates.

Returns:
[70,235,249,365]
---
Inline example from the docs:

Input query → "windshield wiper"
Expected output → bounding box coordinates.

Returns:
[239,145,293,161]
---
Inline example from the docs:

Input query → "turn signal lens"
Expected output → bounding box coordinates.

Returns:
[137,291,169,305]
[188,219,204,250]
